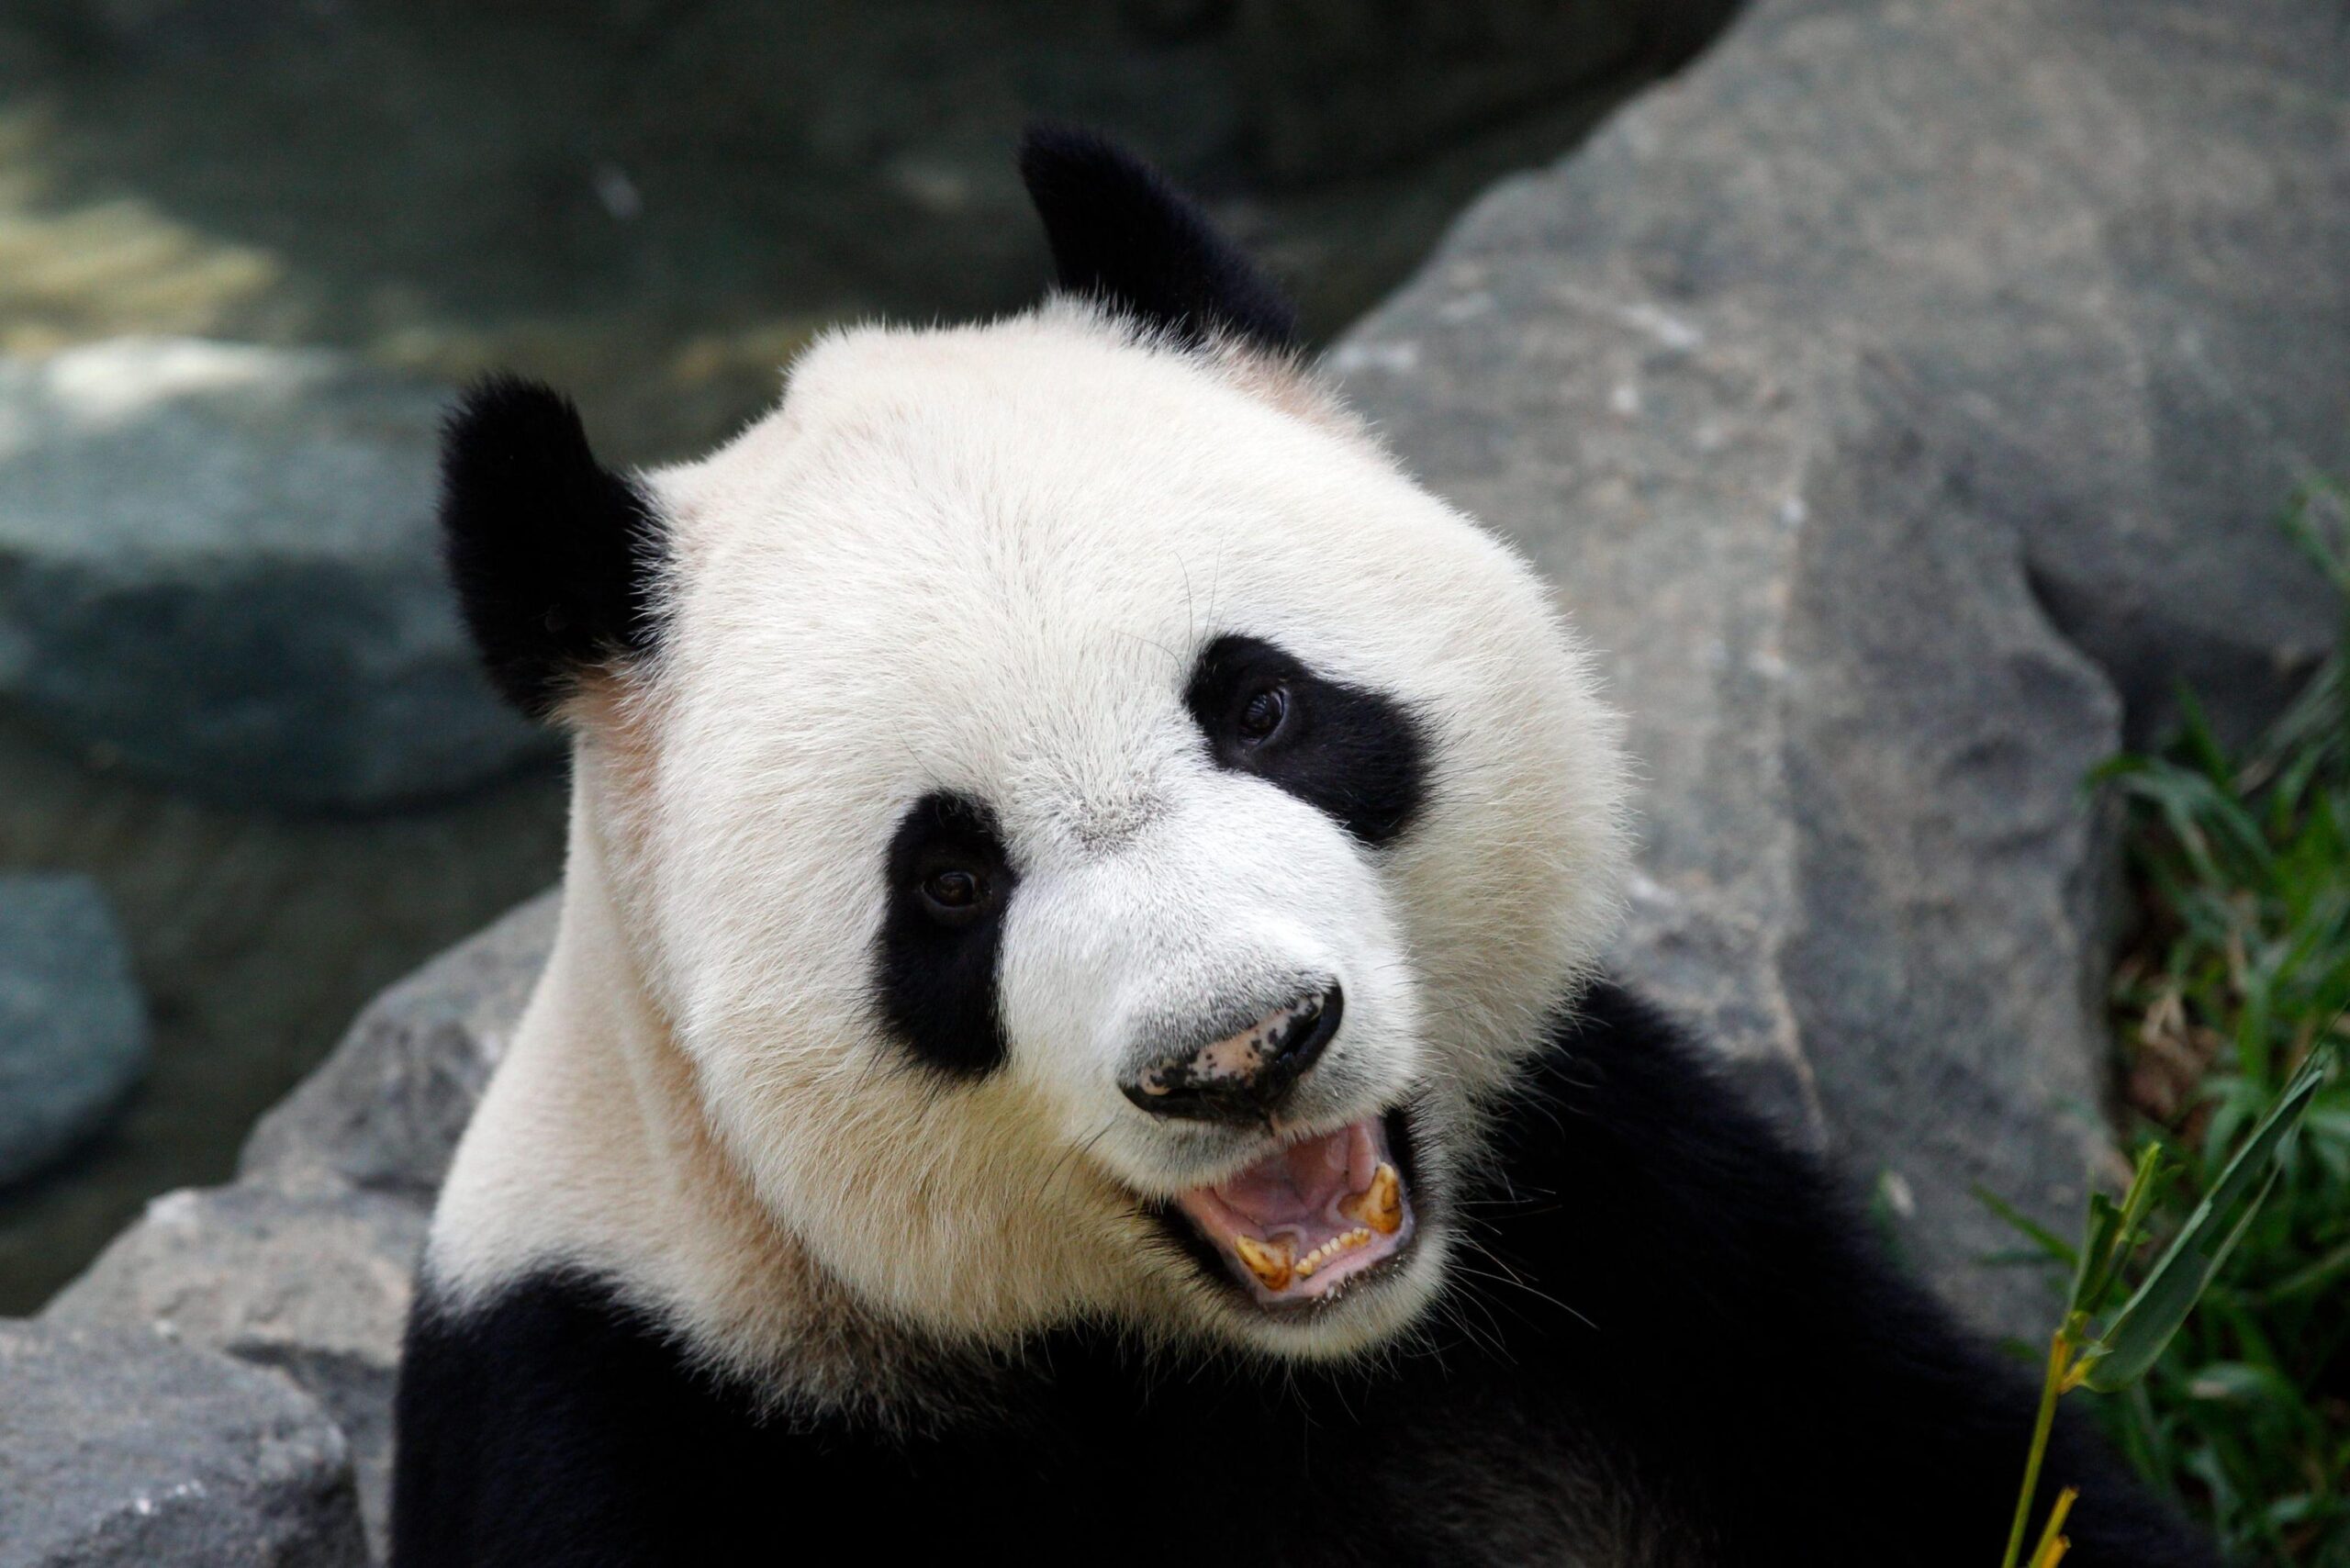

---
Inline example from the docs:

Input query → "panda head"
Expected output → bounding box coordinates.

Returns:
[439,128,1629,1363]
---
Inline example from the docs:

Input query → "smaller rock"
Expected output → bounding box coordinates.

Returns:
[0,874,148,1187]
[241,890,557,1199]
[45,1182,428,1556]
[0,338,554,811]
[0,1318,367,1567]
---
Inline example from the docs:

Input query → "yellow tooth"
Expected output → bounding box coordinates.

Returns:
[1342,1163,1404,1236]
[1234,1234,1294,1292]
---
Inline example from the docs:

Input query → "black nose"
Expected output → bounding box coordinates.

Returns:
[1121,983,1343,1124]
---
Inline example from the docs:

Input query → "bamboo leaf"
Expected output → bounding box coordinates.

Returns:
[2072,1147,2165,1317]
[2067,1192,2122,1314]
[1974,1182,2081,1269]
[2263,1238,2350,1304]
[2080,1044,2336,1393]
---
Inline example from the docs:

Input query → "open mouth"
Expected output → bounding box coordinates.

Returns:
[1165,1110,1417,1309]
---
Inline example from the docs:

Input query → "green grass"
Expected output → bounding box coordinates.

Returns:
[2088,478,2350,1566]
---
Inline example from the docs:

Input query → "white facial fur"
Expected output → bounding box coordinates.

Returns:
[432,303,1629,1367]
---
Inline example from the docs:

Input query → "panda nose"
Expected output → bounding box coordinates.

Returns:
[1121,984,1343,1124]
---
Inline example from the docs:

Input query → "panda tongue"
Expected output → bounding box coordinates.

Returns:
[1174,1117,1406,1299]
[1213,1121,1376,1227]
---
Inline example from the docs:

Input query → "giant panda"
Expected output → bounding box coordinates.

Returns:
[393,129,2216,1567]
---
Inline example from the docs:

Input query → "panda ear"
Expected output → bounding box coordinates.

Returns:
[1017,123,1298,353]
[438,375,666,719]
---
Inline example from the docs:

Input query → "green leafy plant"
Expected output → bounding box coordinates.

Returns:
[1989,477,2350,1566]
[1996,1047,2339,1567]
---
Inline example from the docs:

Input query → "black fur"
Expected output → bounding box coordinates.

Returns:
[391,983,2217,1567]
[874,790,1018,1078]
[438,375,666,718]
[1185,634,1427,846]
[1019,124,1299,352]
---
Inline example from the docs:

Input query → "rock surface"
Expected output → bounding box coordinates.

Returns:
[0,1318,368,1566]
[241,890,558,1202]
[27,890,556,1552]
[0,338,551,810]
[1348,0,2346,748]
[0,874,148,1188]
[1333,0,2347,1330]
[44,1182,427,1556]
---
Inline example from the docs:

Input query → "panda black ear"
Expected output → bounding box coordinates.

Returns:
[1017,123,1298,353]
[438,375,666,719]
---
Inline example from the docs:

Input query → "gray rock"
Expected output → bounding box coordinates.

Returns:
[0,874,148,1188]
[0,1318,367,1567]
[1364,0,2345,747]
[0,338,552,811]
[1330,0,2347,1334]
[218,889,555,1545]
[45,1182,427,1557]
[1345,310,2121,1334]
[241,890,557,1200]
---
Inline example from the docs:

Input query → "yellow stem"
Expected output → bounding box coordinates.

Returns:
[2001,1330,2076,1568]
[2027,1487,2080,1568]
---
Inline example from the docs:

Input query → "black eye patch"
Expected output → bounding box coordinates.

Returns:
[1183,635,1427,846]
[876,791,1016,1079]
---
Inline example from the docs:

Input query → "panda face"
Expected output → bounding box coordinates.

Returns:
[588,308,1628,1361]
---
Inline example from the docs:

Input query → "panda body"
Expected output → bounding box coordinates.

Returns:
[394,130,2216,1567]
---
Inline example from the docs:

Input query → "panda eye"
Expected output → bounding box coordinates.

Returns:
[880,791,1016,1077]
[918,866,990,925]
[1184,635,1426,847]
[1235,684,1290,746]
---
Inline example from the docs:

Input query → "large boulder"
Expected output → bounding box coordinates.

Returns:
[0,1318,367,1567]
[0,339,551,811]
[44,1182,428,1558]
[1332,0,2346,1332]
[1346,0,2345,745]
[0,873,148,1187]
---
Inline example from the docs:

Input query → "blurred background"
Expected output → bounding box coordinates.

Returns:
[0,0,1740,1313]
